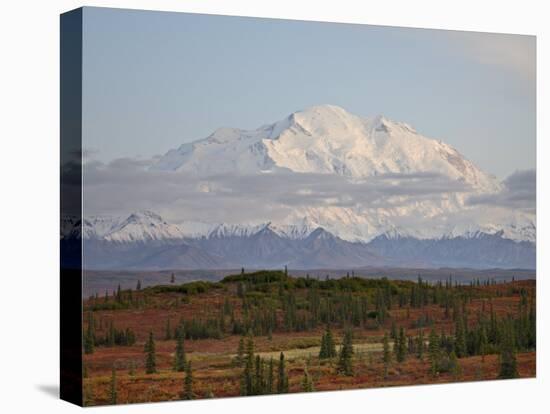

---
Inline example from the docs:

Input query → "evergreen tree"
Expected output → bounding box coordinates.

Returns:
[449,351,462,380]
[165,319,172,340]
[170,272,175,284]
[319,332,327,359]
[174,328,186,372]
[116,284,122,303]
[84,312,95,354]
[109,366,117,405]
[498,322,519,379]
[254,355,264,394]
[395,327,407,363]
[326,326,337,358]
[416,330,425,360]
[266,357,274,394]
[144,331,157,374]
[277,352,289,393]
[337,329,354,376]
[136,279,141,290]
[390,320,397,340]
[319,325,336,359]
[479,325,488,363]
[183,361,194,400]
[428,329,440,377]
[454,317,467,357]
[241,335,255,395]
[236,336,245,367]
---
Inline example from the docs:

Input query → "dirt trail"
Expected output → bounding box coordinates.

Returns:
[256,341,386,360]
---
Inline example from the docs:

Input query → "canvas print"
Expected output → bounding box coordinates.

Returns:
[61,7,536,406]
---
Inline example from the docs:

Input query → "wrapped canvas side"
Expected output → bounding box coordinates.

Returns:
[60,7,83,407]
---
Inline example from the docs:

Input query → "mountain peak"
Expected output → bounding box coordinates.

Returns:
[285,104,362,137]
[307,227,335,240]
[125,210,164,223]
[367,114,416,135]
[104,210,184,243]
[294,104,350,118]
[152,104,499,193]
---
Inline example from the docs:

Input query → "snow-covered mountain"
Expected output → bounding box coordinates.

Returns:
[74,211,185,243]
[62,211,535,270]
[63,104,535,270]
[147,104,533,243]
[151,104,499,193]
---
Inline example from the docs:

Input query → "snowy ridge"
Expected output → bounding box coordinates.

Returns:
[68,209,535,244]
[68,210,535,270]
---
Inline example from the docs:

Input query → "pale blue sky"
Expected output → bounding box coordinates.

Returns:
[82,6,535,179]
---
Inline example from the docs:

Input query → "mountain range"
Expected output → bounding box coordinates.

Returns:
[61,209,535,270]
[64,105,535,270]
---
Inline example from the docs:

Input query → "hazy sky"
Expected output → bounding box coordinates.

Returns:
[82,6,535,179]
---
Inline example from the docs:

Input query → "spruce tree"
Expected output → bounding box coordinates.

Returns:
[277,352,289,393]
[319,325,336,359]
[337,329,354,376]
[241,335,255,395]
[390,320,397,340]
[183,361,194,400]
[395,327,407,363]
[449,351,462,380]
[428,328,440,377]
[165,319,172,340]
[84,313,95,354]
[498,323,519,379]
[109,366,117,405]
[416,330,425,360]
[267,357,274,394]
[144,331,157,374]
[236,336,245,367]
[254,355,263,395]
[246,335,255,366]
[326,326,337,358]
[174,328,186,372]
[479,325,488,362]
[454,317,467,358]
[319,332,327,359]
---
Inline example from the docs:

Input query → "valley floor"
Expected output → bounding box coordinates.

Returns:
[82,274,536,406]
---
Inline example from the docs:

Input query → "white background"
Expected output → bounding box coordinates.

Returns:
[0,0,547,412]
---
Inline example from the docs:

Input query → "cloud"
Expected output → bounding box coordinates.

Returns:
[467,169,535,213]
[77,157,475,223]
[448,31,535,82]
